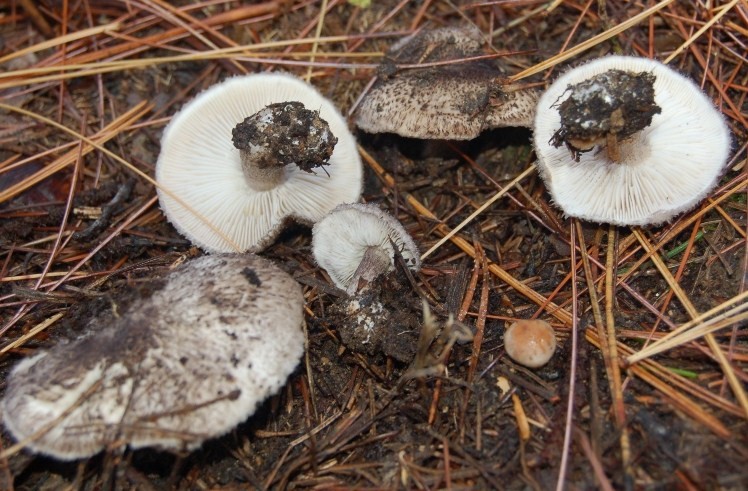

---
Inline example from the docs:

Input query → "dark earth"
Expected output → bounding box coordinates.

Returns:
[550,69,661,162]
[232,101,337,173]
[0,1,746,490]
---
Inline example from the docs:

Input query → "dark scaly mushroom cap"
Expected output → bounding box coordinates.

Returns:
[355,26,538,139]
[1,254,305,460]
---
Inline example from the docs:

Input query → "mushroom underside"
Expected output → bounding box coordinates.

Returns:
[156,73,363,252]
[533,56,731,226]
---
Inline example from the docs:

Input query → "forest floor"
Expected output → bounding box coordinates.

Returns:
[0,0,747,489]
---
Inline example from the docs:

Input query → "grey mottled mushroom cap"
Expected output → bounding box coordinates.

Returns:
[355,26,538,139]
[1,254,305,460]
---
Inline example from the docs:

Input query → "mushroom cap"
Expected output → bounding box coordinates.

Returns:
[504,319,556,368]
[355,26,538,139]
[533,55,731,226]
[156,73,363,253]
[312,202,420,293]
[1,254,305,460]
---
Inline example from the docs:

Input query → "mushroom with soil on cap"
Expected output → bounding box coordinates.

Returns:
[156,72,363,253]
[532,55,732,226]
[355,26,539,140]
[504,319,557,368]
[1,254,305,460]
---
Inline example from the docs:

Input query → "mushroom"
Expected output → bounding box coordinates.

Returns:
[312,202,420,295]
[156,73,363,253]
[355,26,539,139]
[313,203,422,360]
[504,319,557,368]
[533,55,732,226]
[1,254,304,460]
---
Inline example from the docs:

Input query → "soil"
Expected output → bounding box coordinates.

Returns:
[0,1,747,490]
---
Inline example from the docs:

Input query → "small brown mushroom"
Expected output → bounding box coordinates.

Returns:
[504,319,557,368]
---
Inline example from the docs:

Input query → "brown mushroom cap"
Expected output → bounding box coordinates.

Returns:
[1,254,305,460]
[504,319,557,368]
[355,26,538,139]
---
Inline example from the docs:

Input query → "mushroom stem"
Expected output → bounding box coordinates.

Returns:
[232,101,338,192]
[347,245,392,295]
[239,158,287,192]
[605,132,621,162]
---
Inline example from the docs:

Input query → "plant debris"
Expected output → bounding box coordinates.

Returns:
[0,1,746,489]
[550,68,661,161]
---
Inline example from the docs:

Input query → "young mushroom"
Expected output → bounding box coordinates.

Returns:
[312,202,420,295]
[533,55,732,226]
[355,26,539,139]
[313,203,422,360]
[156,73,363,253]
[1,254,305,460]
[504,319,557,368]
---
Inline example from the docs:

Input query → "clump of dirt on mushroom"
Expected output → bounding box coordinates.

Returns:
[232,101,337,175]
[549,69,661,162]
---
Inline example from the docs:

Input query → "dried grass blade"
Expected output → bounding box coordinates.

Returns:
[0,102,243,252]
[663,0,741,64]
[585,328,731,439]
[0,313,64,354]
[0,21,121,65]
[627,292,748,364]
[510,0,676,81]
[605,225,632,479]
[52,3,280,67]
[420,166,535,261]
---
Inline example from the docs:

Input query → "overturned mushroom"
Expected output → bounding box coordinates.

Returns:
[355,26,539,139]
[156,73,363,253]
[313,203,422,359]
[312,202,420,295]
[1,254,304,460]
[533,55,731,226]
